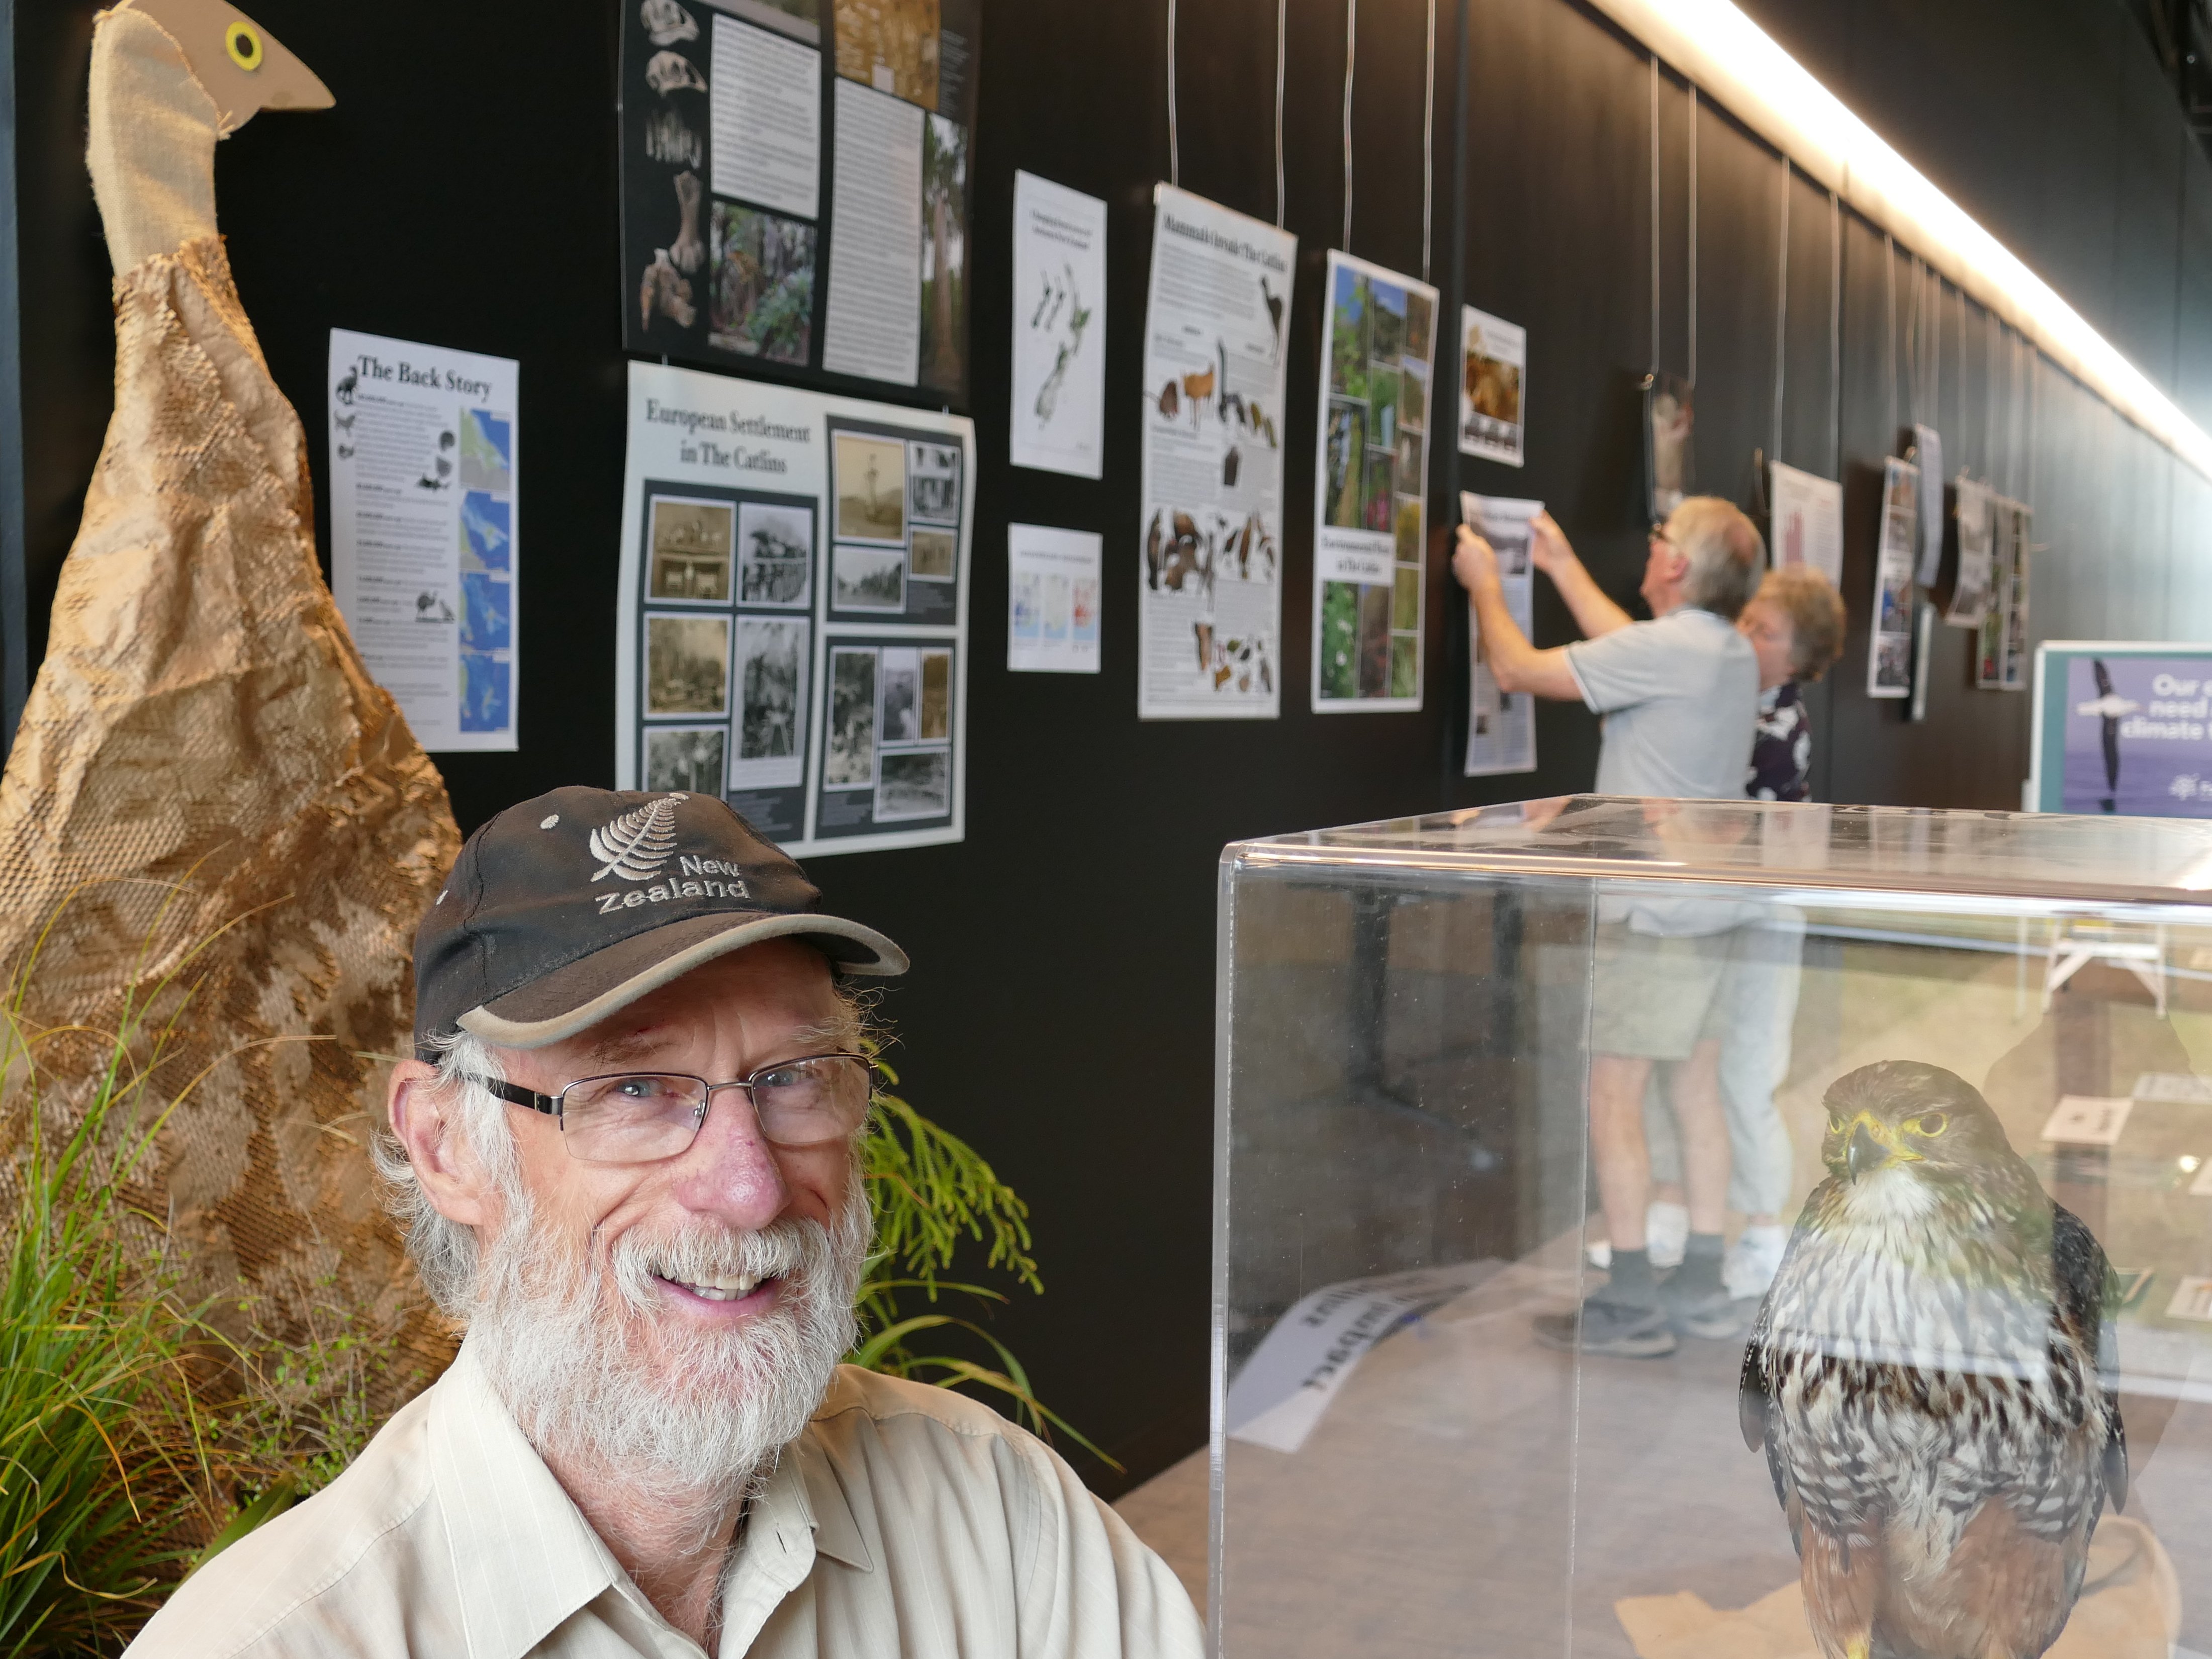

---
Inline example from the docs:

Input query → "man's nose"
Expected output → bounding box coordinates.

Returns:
[668,1086,791,1228]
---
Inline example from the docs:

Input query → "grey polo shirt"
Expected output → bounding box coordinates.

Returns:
[1564,606,1761,801]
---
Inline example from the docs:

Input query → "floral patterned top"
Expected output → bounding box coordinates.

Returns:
[1746,682,1811,802]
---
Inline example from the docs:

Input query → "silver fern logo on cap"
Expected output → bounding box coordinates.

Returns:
[588,794,687,883]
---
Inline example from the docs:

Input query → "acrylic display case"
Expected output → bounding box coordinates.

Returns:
[1212,796,2212,1658]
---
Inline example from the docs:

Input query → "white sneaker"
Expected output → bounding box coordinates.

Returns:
[1585,1202,1689,1270]
[1724,1225,1789,1301]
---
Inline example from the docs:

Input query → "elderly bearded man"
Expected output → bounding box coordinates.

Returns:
[131,787,1202,1658]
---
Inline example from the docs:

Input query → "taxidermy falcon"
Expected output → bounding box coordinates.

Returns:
[1739,1061,2128,1659]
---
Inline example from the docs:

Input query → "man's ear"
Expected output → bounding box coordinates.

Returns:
[388,1059,500,1229]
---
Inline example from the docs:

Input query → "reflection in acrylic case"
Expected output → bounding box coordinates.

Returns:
[1213,797,2212,1658]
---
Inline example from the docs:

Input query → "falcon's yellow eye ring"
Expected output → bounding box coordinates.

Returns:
[1904,1112,1948,1138]
[225,21,263,71]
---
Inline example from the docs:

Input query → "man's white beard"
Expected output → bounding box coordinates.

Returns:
[470,1168,870,1522]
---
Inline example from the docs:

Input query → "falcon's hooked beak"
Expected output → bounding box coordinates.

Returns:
[1847,1124,1883,1182]
[1841,1111,1920,1182]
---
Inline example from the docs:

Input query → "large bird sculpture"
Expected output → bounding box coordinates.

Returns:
[0,3,459,1391]
[1739,1062,2128,1659]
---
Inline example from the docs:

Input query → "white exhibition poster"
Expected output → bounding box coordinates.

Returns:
[821,80,924,386]
[328,329,518,752]
[1009,172,1107,478]
[1912,422,1945,587]
[709,13,820,220]
[1869,456,1919,699]
[1312,251,1437,713]
[1460,491,1539,776]
[1459,305,1526,467]
[1138,184,1295,719]
[1007,523,1101,673]
[1946,476,1994,627]
[1769,459,1843,587]
[616,360,973,855]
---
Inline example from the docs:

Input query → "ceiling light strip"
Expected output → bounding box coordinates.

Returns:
[1586,0,2212,481]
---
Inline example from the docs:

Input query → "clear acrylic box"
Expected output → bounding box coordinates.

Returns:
[1212,796,2212,1657]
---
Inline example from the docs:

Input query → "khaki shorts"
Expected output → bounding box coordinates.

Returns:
[1588,920,1732,1060]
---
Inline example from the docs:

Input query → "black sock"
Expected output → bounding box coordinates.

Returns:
[1602,1247,1657,1305]
[1674,1233,1726,1293]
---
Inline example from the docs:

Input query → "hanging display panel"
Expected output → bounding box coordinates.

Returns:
[617,360,972,855]
[618,0,977,404]
[1137,186,1295,720]
[1311,251,1437,713]
[1867,455,1918,700]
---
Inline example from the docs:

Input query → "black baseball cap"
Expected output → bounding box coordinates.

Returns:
[412,786,906,1055]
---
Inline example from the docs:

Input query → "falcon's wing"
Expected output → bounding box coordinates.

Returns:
[2052,1199,2128,1512]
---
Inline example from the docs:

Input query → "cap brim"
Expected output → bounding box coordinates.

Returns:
[456,911,907,1050]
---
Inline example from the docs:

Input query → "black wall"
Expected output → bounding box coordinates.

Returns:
[11,0,2212,1493]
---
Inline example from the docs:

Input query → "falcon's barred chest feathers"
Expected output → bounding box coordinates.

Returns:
[1739,1062,2128,1659]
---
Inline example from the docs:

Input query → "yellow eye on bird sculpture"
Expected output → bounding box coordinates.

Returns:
[113,0,331,135]
[1903,1110,1948,1137]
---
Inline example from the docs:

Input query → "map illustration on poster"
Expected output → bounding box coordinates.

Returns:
[328,328,520,753]
[617,361,972,855]
[1312,251,1437,712]
[619,0,977,403]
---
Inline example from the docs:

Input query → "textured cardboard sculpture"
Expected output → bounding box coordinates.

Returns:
[0,3,460,1392]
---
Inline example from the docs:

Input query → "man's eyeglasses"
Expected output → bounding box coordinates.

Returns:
[1648,521,1680,549]
[464,1053,873,1163]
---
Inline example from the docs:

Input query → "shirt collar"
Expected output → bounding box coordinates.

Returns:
[428,1339,625,1659]
[427,1341,875,1659]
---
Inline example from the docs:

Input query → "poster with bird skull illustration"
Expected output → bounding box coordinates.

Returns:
[1137,185,1296,719]
[1312,250,1437,712]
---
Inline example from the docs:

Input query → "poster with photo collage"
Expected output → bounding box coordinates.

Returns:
[1311,251,1437,712]
[619,0,978,402]
[619,361,971,856]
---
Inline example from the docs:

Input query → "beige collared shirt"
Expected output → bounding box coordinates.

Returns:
[127,1342,1202,1658]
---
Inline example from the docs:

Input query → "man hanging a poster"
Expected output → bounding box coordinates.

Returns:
[1868,456,1919,699]
[1459,493,1539,775]
[1312,251,1438,711]
[1138,185,1296,719]
[1459,306,1525,467]
[617,360,973,855]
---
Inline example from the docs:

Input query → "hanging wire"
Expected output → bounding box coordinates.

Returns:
[1885,233,1897,444]
[1421,0,1436,281]
[1342,0,1357,249]
[1829,190,1841,474]
[1166,0,1179,188]
[1649,56,1661,374]
[1275,0,1287,227]
[1687,85,1698,386]
[1772,155,1788,470]
[1929,266,1941,437]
